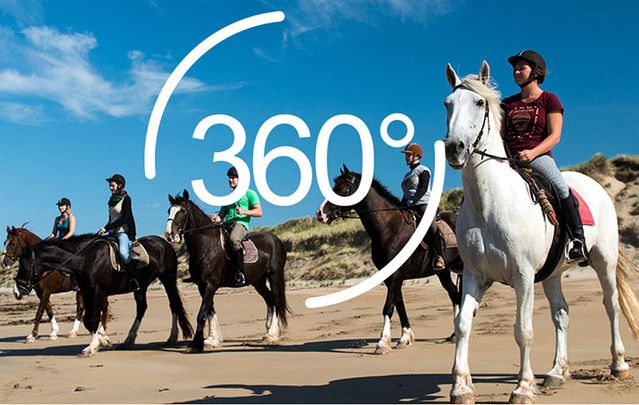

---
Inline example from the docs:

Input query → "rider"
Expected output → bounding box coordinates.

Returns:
[210,167,262,286]
[501,49,587,263]
[98,174,140,288]
[400,143,445,271]
[47,197,76,240]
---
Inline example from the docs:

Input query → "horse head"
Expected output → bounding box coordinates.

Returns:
[3,226,26,269]
[13,249,40,300]
[444,60,501,169]
[166,190,191,243]
[316,164,361,224]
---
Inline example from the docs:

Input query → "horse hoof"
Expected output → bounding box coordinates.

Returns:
[543,374,565,388]
[509,393,534,404]
[261,335,280,346]
[25,335,36,344]
[79,349,95,358]
[374,344,392,355]
[98,337,113,349]
[49,334,58,341]
[166,337,178,346]
[184,345,203,354]
[612,368,631,379]
[395,340,412,349]
[204,339,222,349]
[67,332,77,339]
[450,393,475,404]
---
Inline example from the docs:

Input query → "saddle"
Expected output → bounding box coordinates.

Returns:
[218,230,259,264]
[408,210,463,273]
[104,239,150,272]
[516,167,595,282]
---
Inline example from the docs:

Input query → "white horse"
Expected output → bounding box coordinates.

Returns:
[443,61,639,403]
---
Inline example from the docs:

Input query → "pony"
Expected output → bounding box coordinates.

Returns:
[316,166,462,354]
[14,233,193,357]
[165,190,289,353]
[443,61,639,403]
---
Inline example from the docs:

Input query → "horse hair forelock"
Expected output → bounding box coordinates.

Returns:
[461,74,504,135]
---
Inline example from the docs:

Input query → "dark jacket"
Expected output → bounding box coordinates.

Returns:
[105,194,137,240]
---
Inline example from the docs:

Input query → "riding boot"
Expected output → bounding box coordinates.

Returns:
[427,222,446,271]
[232,248,246,286]
[128,265,140,292]
[561,192,588,264]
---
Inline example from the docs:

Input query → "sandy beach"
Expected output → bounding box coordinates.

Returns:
[1,269,638,403]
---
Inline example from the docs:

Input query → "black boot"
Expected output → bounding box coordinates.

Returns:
[232,248,246,286]
[129,266,140,292]
[427,222,446,271]
[561,192,588,264]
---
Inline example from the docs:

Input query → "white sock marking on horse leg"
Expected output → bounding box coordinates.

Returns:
[266,312,280,340]
[204,314,223,347]
[265,308,273,331]
[375,315,392,353]
[82,332,101,356]
[49,316,59,340]
[398,327,414,346]
[68,319,81,337]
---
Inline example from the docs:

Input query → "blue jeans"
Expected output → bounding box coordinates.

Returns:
[116,232,131,264]
[517,154,569,199]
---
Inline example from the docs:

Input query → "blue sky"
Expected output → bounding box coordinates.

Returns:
[1,0,637,238]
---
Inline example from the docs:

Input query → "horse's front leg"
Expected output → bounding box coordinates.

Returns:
[120,287,149,349]
[450,270,489,404]
[186,282,215,353]
[394,290,415,349]
[68,292,83,338]
[204,300,224,348]
[26,290,51,343]
[541,275,570,387]
[43,296,60,340]
[80,291,107,357]
[510,270,537,404]
[375,278,401,354]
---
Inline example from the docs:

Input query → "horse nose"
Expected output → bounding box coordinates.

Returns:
[445,139,465,158]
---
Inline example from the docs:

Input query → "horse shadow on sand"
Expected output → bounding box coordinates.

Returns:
[179,373,518,404]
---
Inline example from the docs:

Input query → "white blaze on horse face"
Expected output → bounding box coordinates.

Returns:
[317,200,329,224]
[445,89,487,168]
[166,206,182,242]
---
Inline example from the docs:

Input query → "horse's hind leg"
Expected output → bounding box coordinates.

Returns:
[541,275,570,387]
[591,248,630,378]
[253,277,279,343]
[80,291,107,357]
[68,292,83,338]
[120,288,149,349]
[394,291,415,349]
[26,290,50,343]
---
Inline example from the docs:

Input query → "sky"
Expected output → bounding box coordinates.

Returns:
[0,0,637,238]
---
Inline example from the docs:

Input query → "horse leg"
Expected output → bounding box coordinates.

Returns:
[541,275,570,387]
[186,282,216,353]
[253,277,280,344]
[395,291,415,349]
[157,269,193,346]
[591,249,630,378]
[509,270,537,404]
[450,271,489,404]
[438,270,462,342]
[120,287,149,349]
[26,290,50,343]
[43,297,60,340]
[80,291,107,357]
[68,292,83,338]
[203,305,223,348]
[96,299,112,348]
[375,278,401,355]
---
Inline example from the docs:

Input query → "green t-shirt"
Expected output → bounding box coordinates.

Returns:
[220,189,261,230]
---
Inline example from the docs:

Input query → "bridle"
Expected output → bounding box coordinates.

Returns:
[451,83,518,164]
[168,203,223,236]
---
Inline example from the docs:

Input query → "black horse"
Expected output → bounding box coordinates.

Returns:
[166,190,289,353]
[316,165,462,354]
[15,234,193,357]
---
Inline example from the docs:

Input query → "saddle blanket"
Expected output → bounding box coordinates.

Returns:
[219,232,259,264]
[570,187,595,226]
[107,240,150,272]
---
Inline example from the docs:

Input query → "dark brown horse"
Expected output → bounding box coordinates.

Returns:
[3,226,86,342]
[316,165,462,354]
[166,190,289,353]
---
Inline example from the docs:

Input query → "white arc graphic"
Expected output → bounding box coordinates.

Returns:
[305,140,446,309]
[144,11,286,179]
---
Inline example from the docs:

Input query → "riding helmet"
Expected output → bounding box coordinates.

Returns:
[56,197,71,207]
[226,167,239,178]
[401,143,423,159]
[106,173,126,188]
[508,50,547,84]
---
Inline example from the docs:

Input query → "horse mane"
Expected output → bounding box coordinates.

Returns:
[49,233,100,251]
[370,178,402,207]
[13,226,41,242]
[186,199,214,228]
[461,74,504,134]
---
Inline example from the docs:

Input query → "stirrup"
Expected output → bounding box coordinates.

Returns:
[433,255,446,271]
[565,239,588,265]
[235,272,246,286]
[129,278,140,292]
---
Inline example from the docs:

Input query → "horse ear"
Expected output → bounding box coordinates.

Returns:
[446,63,461,88]
[479,60,490,84]
[7,225,12,234]
[183,189,190,201]
[168,194,175,204]
[342,164,351,175]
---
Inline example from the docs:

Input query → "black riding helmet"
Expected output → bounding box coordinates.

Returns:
[226,167,238,178]
[508,50,547,84]
[106,173,126,188]
[56,197,71,207]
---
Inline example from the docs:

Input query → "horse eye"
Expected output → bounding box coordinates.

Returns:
[476,99,485,107]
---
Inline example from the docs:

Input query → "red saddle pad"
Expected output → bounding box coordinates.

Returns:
[570,187,595,226]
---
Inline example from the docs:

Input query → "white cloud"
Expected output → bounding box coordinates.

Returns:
[0,0,44,27]
[0,26,213,120]
[253,47,279,63]
[281,0,456,41]
[0,101,45,124]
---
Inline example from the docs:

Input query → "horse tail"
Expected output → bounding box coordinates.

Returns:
[616,248,639,339]
[271,237,290,328]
